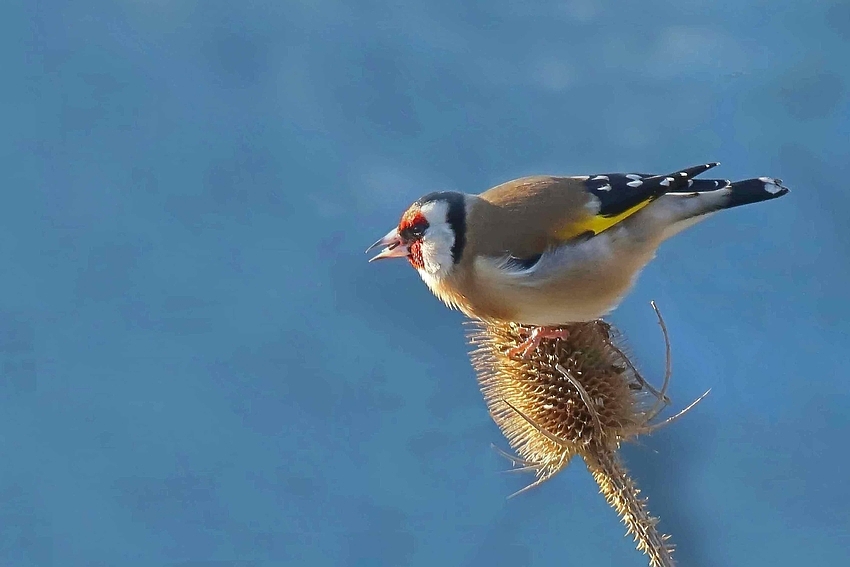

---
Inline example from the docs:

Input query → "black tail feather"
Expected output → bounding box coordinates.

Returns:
[724,177,790,208]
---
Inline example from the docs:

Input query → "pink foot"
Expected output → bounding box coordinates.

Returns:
[507,326,571,358]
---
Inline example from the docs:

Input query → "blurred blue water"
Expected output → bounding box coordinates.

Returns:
[2,1,848,565]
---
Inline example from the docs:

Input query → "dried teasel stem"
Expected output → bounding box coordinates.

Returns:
[585,448,674,567]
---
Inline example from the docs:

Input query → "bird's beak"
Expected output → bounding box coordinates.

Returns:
[366,228,409,262]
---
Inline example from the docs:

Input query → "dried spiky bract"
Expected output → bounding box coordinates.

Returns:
[468,314,705,567]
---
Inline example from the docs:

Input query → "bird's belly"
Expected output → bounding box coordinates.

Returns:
[507,286,626,325]
[469,234,658,326]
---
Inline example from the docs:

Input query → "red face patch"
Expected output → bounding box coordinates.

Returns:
[397,207,429,268]
[399,210,427,233]
[397,208,429,247]
[408,240,424,269]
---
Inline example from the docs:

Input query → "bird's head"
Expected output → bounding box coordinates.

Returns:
[367,191,467,280]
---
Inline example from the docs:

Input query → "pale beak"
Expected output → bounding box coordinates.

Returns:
[366,228,410,262]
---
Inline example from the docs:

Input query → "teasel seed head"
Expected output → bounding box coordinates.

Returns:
[467,304,708,567]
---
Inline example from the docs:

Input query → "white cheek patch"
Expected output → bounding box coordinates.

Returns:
[419,224,455,277]
[417,200,456,279]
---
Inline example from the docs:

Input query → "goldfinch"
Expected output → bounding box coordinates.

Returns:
[367,163,789,354]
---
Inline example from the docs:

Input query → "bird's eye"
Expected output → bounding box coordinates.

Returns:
[399,217,429,241]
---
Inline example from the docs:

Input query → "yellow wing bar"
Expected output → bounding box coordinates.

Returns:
[555,198,654,240]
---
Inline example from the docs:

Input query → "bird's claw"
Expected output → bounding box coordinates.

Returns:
[507,326,571,358]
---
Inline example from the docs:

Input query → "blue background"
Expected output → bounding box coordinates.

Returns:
[4,1,849,565]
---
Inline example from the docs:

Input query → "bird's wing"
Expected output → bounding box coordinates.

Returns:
[560,162,721,240]
[474,163,721,263]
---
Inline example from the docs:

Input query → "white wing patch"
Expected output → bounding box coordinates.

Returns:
[759,177,784,194]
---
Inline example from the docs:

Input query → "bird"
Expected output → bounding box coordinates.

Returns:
[367,162,789,356]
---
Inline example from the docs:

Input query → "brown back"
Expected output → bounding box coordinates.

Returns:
[465,176,592,260]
